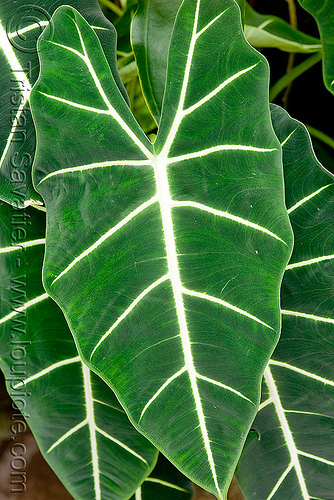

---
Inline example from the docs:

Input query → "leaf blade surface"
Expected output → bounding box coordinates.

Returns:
[236,105,334,500]
[0,201,158,500]
[0,0,128,207]
[31,4,293,498]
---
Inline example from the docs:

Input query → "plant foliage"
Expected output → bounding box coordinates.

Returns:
[0,0,333,499]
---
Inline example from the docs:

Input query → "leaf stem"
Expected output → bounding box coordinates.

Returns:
[306,124,334,150]
[282,0,297,107]
[98,0,123,17]
[270,51,322,101]
[285,0,298,29]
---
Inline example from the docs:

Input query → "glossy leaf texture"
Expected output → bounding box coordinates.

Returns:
[0,202,158,500]
[30,3,293,498]
[0,0,127,207]
[244,3,322,53]
[236,105,334,500]
[131,454,194,500]
[297,0,334,93]
[131,0,182,124]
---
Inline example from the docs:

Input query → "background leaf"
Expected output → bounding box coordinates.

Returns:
[116,1,157,134]
[244,3,321,53]
[131,0,182,124]
[0,201,158,500]
[236,105,334,500]
[0,0,128,207]
[131,454,194,500]
[30,3,292,498]
[297,0,334,93]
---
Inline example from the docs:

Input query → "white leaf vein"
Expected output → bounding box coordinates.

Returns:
[46,19,152,161]
[0,293,49,325]
[13,356,81,389]
[281,309,334,325]
[196,373,254,404]
[259,398,273,411]
[196,9,228,39]
[37,160,152,185]
[264,365,309,499]
[297,451,334,467]
[52,196,158,285]
[47,419,87,453]
[286,254,334,270]
[0,239,45,253]
[183,288,273,329]
[7,21,49,39]
[144,477,188,492]
[287,184,333,214]
[183,65,257,116]
[0,21,31,171]
[269,360,334,386]
[82,364,101,500]
[167,144,277,165]
[96,427,148,464]
[90,274,170,359]
[266,463,293,500]
[172,200,285,243]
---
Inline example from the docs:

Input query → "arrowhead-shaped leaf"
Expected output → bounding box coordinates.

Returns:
[0,202,158,500]
[236,105,334,499]
[0,0,127,207]
[30,3,293,498]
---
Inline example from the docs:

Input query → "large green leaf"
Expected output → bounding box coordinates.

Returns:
[0,202,158,500]
[244,3,322,53]
[298,0,334,93]
[236,105,334,499]
[0,0,127,207]
[30,3,292,498]
[131,454,194,500]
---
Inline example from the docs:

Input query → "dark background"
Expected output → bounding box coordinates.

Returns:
[249,0,334,174]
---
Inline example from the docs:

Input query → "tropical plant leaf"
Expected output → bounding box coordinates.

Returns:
[30,3,292,498]
[0,0,127,208]
[244,3,322,53]
[0,201,158,500]
[298,0,334,93]
[236,105,334,500]
[132,454,194,500]
[131,0,182,124]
